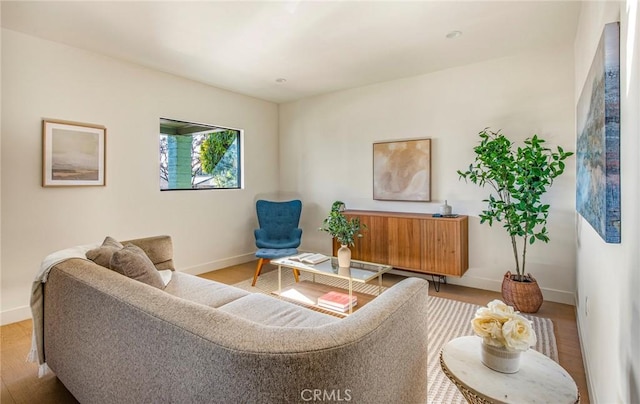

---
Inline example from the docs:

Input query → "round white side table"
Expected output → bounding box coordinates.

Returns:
[440,336,579,404]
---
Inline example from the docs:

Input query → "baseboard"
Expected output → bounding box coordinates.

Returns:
[1,305,31,326]
[180,252,255,275]
[448,275,575,305]
[390,270,576,305]
[576,308,597,403]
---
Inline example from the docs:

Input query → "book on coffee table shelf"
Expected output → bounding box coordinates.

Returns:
[317,291,358,312]
[288,252,330,265]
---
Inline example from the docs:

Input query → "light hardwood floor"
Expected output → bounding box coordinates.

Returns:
[1,261,590,403]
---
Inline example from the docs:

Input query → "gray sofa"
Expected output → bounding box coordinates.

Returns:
[43,235,430,403]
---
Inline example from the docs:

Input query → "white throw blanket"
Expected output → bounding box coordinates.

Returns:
[28,243,99,377]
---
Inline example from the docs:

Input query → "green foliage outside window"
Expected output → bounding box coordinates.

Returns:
[200,130,238,174]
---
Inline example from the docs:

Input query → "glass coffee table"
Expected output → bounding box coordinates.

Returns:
[271,256,392,314]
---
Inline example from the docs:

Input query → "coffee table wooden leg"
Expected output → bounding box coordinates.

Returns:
[293,268,300,283]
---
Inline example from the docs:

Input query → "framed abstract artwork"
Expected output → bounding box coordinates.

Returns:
[373,138,431,201]
[576,22,621,243]
[42,119,106,187]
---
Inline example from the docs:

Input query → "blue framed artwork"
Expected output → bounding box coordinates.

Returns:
[576,22,621,243]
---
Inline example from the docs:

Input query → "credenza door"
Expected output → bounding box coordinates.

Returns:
[335,210,468,278]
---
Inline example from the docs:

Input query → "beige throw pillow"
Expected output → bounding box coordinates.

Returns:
[110,244,165,289]
[86,236,124,268]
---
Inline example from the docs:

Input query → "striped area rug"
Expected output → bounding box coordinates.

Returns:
[233,269,558,404]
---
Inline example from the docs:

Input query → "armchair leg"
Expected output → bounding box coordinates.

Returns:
[252,253,300,286]
[252,258,267,286]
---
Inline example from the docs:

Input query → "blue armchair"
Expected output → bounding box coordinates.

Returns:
[252,200,303,286]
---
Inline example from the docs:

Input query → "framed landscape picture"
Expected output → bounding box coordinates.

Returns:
[373,138,431,201]
[575,22,621,243]
[42,119,106,187]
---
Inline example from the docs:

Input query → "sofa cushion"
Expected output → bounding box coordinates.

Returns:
[163,272,249,308]
[122,235,175,271]
[218,293,339,327]
[110,244,165,289]
[85,236,123,268]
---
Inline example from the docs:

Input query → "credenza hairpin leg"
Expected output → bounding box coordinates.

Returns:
[430,275,446,292]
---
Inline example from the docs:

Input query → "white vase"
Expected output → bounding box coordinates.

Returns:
[337,244,351,267]
[481,341,522,373]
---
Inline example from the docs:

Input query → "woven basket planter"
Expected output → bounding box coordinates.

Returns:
[501,271,543,313]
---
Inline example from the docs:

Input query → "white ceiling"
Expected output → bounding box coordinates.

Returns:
[1,1,581,104]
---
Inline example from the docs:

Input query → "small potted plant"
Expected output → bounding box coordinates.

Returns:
[319,201,366,267]
[458,128,573,312]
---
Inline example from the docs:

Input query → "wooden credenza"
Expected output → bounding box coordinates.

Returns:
[332,210,469,278]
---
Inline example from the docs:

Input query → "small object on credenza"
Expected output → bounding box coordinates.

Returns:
[432,213,459,218]
[440,200,453,216]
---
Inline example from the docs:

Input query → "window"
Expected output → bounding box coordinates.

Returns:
[159,118,241,191]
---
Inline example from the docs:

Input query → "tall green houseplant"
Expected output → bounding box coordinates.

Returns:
[458,128,573,281]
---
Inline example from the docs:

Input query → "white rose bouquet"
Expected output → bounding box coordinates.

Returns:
[471,299,537,352]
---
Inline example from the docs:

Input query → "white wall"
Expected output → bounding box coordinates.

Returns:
[280,46,577,304]
[574,1,640,403]
[1,29,279,324]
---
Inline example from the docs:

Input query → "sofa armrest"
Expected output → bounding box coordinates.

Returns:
[122,235,174,270]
